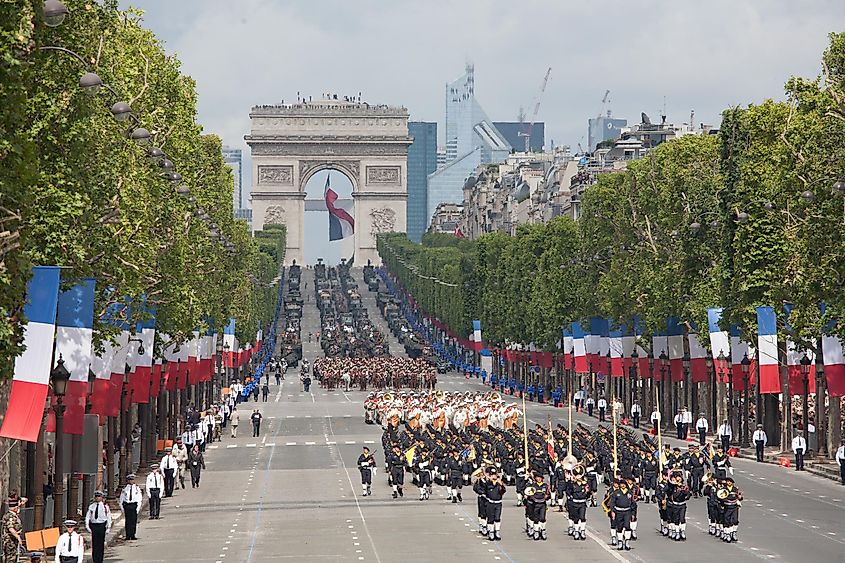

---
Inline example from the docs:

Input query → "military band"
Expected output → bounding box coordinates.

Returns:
[361,389,745,551]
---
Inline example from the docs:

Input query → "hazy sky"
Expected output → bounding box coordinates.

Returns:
[118,0,843,261]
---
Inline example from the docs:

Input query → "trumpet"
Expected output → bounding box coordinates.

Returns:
[434,389,445,401]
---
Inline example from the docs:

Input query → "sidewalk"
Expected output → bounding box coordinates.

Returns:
[734,447,843,482]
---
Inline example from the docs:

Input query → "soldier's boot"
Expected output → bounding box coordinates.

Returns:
[398,487,403,497]
[730,531,738,543]
[611,533,617,547]
[488,530,495,541]
[540,528,547,541]
[631,521,638,540]
[624,539,631,551]
[457,492,462,502]
[392,485,398,499]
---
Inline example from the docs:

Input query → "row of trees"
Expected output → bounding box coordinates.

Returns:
[380,31,845,355]
[0,0,279,379]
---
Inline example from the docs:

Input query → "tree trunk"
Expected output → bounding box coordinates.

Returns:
[0,379,14,505]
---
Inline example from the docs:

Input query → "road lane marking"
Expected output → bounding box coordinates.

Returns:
[286,442,296,446]
[227,445,237,449]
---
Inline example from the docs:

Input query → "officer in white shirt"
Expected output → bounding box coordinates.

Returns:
[585,395,595,417]
[752,424,767,462]
[160,447,178,497]
[673,409,684,439]
[117,474,141,540]
[650,409,661,433]
[84,491,110,563]
[630,401,642,428]
[695,413,709,446]
[717,421,733,451]
[146,464,164,519]
[791,432,807,471]
[835,438,845,485]
[55,519,84,563]
[597,396,607,422]
[682,407,693,438]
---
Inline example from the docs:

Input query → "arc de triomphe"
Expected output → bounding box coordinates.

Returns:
[245,100,411,265]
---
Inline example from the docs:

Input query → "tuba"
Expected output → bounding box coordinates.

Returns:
[562,455,579,472]
[490,391,501,402]
[434,389,445,401]
[524,486,536,497]
[716,486,729,500]
[571,463,586,478]
[382,392,393,403]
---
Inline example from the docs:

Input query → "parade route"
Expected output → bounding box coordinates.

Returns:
[101,375,844,563]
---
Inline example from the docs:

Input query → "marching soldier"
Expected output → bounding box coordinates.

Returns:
[685,444,709,497]
[472,467,489,536]
[447,450,463,503]
[565,468,590,540]
[357,446,375,496]
[84,491,111,563]
[609,479,635,551]
[665,470,692,541]
[717,477,743,543]
[525,472,550,541]
[711,444,732,479]
[387,444,405,498]
[118,474,142,541]
[54,520,84,563]
[484,467,506,541]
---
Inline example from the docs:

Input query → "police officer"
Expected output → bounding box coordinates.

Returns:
[118,474,142,540]
[84,491,111,563]
[160,447,178,497]
[145,464,164,519]
[752,424,768,462]
[55,519,85,563]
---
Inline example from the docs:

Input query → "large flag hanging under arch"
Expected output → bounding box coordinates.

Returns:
[325,174,354,241]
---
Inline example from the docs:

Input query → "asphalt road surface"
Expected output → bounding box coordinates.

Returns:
[105,269,845,562]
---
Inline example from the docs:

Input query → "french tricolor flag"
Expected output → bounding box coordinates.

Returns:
[822,321,845,398]
[730,325,756,392]
[687,327,710,383]
[652,331,668,379]
[53,278,97,435]
[784,304,815,395]
[89,302,125,417]
[0,267,61,442]
[472,320,482,352]
[151,357,163,398]
[325,175,354,241]
[572,321,587,374]
[609,325,624,377]
[586,317,609,375]
[756,306,781,394]
[107,329,130,415]
[223,318,236,367]
[707,308,730,382]
[131,318,155,404]
[667,317,685,382]
[561,326,573,371]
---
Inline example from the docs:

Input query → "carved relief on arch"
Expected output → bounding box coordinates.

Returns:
[298,160,360,191]
[369,207,396,236]
[264,205,286,225]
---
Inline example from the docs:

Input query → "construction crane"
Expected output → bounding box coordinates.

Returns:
[518,67,551,152]
[598,90,611,117]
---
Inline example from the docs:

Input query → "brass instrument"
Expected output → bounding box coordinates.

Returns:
[434,389,445,401]
[524,486,536,497]
[561,455,579,472]
[571,463,586,478]
[490,391,501,402]
[470,466,486,485]
[601,490,612,514]
[716,487,729,500]
[382,392,393,403]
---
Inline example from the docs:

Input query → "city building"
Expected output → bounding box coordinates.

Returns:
[588,112,627,151]
[426,65,511,227]
[492,121,545,152]
[233,208,253,231]
[223,146,244,211]
[428,202,464,235]
[406,122,438,242]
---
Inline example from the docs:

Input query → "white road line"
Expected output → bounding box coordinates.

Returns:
[261,436,266,445]
[345,441,356,444]
[286,415,294,418]
[286,442,296,446]
[305,441,316,445]
[226,445,237,449]
[274,381,284,403]
[264,443,276,447]
[363,440,375,444]
[326,414,382,563]
[246,444,257,448]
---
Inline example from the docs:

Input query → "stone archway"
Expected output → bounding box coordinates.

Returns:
[246,99,412,265]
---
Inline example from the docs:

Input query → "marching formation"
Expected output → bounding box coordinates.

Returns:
[316,357,437,391]
[359,391,745,551]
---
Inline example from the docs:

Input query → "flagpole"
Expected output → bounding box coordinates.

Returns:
[568,396,573,456]
[656,381,663,474]
[522,388,529,473]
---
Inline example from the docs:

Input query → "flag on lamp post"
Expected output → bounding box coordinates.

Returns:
[572,321,587,374]
[707,308,730,382]
[730,325,756,392]
[90,302,128,417]
[51,278,97,435]
[784,304,815,395]
[756,306,780,394]
[609,325,624,377]
[822,315,845,397]
[0,267,61,442]
[687,326,710,383]
[562,326,573,371]
[667,317,685,382]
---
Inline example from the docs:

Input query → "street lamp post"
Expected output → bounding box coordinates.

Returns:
[706,355,715,427]
[741,352,751,448]
[51,356,71,527]
[118,366,130,494]
[605,349,612,401]
[659,351,668,430]
[647,351,654,416]
[683,352,692,416]
[799,353,811,443]
[630,348,640,412]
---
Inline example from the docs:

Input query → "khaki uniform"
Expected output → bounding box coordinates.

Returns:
[1,511,23,563]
